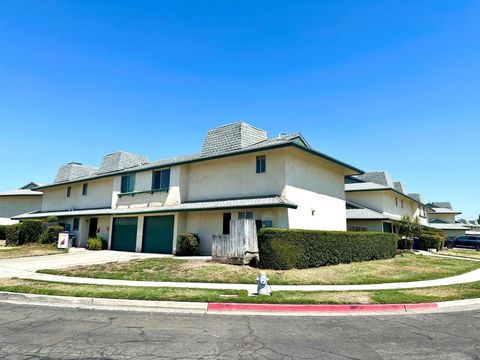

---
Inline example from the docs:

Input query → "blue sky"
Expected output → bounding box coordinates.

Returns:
[0,1,479,218]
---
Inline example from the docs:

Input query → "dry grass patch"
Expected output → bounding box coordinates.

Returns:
[0,244,67,259]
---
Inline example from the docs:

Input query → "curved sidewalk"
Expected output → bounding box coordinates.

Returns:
[17,252,480,293]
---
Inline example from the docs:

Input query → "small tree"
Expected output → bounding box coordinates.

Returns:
[411,216,422,238]
[399,215,413,249]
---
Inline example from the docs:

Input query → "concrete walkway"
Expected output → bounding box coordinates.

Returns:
[1,249,478,293]
[0,249,172,279]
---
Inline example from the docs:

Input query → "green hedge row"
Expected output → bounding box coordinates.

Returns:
[418,234,444,251]
[5,221,65,247]
[258,228,398,270]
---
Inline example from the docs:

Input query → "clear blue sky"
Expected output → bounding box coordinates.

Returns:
[0,1,479,219]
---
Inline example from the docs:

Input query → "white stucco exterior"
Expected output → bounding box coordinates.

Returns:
[0,195,42,223]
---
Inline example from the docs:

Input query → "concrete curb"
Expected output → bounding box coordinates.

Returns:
[1,291,480,316]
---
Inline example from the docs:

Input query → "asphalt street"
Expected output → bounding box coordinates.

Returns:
[0,303,479,359]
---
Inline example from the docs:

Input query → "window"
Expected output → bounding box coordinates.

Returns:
[223,213,231,235]
[238,211,253,220]
[256,155,266,173]
[73,218,79,231]
[66,186,71,197]
[82,183,88,196]
[395,197,398,207]
[401,199,404,208]
[121,174,135,193]
[152,168,170,190]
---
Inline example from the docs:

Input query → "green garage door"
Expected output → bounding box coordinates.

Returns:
[142,215,174,254]
[111,217,138,252]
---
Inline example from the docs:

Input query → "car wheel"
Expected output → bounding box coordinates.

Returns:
[447,243,454,249]
[476,245,480,252]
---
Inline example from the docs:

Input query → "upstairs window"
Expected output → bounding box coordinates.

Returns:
[66,186,71,197]
[395,197,398,207]
[256,155,266,173]
[238,211,254,220]
[82,183,88,196]
[401,199,404,208]
[152,168,170,190]
[121,174,135,193]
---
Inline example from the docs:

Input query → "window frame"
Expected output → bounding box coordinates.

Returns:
[73,218,79,231]
[238,211,254,220]
[66,186,71,197]
[82,183,88,196]
[121,174,136,193]
[256,155,266,174]
[151,168,171,191]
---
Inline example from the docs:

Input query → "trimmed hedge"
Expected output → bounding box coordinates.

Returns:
[39,226,64,244]
[258,229,398,270]
[5,224,24,246]
[22,220,43,244]
[418,234,444,251]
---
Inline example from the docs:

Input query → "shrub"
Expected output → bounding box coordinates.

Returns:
[39,226,64,244]
[87,237,104,250]
[0,225,6,241]
[22,220,43,244]
[258,228,398,270]
[418,234,444,251]
[177,233,200,256]
[46,216,58,224]
[5,224,24,246]
[397,238,413,250]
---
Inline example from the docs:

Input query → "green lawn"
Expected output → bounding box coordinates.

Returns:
[439,249,480,260]
[0,244,68,259]
[1,278,480,304]
[39,253,480,285]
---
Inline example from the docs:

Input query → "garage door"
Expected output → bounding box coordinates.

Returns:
[111,217,138,252]
[142,215,174,254]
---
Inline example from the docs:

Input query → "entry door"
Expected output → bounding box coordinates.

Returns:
[88,218,98,238]
[142,216,174,254]
[383,222,393,233]
[111,217,138,252]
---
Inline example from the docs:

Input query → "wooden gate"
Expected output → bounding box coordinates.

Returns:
[212,219,259,265]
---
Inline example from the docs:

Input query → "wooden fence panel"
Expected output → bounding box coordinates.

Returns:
[211,219,258,265]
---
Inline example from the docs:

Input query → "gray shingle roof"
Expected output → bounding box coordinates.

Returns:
[345,182,389,191]
[346,201,396,220]
[408,193,423,203]
[429,207,461,214]
[430,202,453,209]
[201,122,268,156]
[428,223,469,230]
[393,181,405,193]
[0,189,42,196]
[55,163,98,183]
[355,171,394,188]
[13,196,297,219]
[97,151,149,174]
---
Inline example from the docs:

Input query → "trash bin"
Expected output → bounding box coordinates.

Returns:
[412,237,419,250]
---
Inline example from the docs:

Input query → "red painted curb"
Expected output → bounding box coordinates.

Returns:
[208,302,439,313]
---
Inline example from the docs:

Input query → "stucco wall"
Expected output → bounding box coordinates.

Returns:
[41,178,114,211]
[183,149,286,202]
[283,149,347,231]
[346,191,385,213]
[382,192,417,218]
[0,196,42,218]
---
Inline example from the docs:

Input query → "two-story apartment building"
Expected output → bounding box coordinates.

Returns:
[426,202,469,237]
[0,182,42,225]
[15,122,362,255]
[345,171,430,233]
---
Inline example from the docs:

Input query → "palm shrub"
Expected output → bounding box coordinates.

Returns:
[399,215,413,249]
